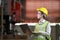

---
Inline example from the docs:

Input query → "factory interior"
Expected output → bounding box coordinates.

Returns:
[0,0,60,40]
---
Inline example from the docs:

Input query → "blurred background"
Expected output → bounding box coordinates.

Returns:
[0,0,60,40]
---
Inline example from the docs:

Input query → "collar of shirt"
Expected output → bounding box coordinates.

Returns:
[38,19,46,24]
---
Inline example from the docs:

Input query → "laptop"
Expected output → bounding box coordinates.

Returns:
[20,24,32,34]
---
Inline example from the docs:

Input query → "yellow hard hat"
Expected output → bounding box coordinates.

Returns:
[37,7,48,16]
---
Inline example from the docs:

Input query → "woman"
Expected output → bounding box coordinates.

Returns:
[33,7,51,40]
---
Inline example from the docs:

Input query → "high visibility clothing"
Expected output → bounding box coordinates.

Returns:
[34,21,51,40]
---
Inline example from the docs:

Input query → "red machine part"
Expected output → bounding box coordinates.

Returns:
[11,0,22,22]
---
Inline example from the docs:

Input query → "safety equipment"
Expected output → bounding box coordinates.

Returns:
[34,21,51,40]
[37,7,48,16]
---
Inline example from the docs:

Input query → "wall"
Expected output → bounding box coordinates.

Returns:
[25,0,60,23]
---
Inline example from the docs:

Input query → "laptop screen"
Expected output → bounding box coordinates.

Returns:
[20,24,32,33]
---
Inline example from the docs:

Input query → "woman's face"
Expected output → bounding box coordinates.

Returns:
[37,11,43,19]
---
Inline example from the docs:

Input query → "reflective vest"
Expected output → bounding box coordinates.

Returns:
[34,21,51,40]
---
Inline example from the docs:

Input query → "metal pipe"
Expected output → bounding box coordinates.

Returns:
[1,5,3,40]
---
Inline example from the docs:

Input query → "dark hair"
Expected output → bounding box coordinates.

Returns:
[40,11,47,20]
